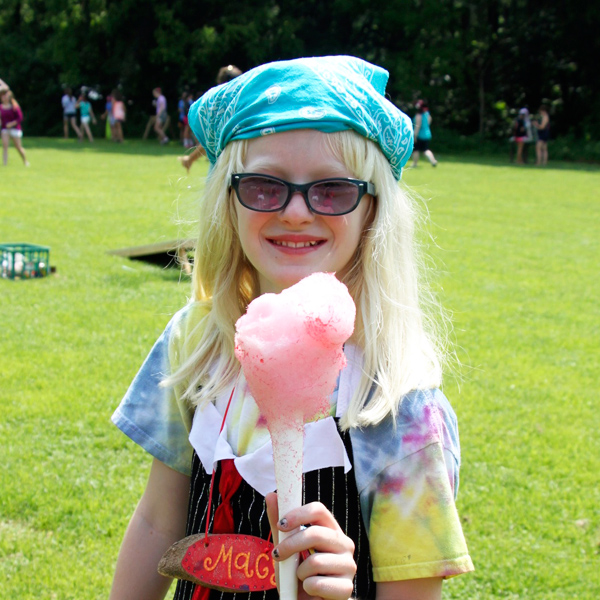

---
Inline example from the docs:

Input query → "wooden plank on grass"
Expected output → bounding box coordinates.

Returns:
[108,239,195,259]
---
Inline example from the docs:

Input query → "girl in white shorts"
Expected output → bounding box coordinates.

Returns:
[0,89,29,166]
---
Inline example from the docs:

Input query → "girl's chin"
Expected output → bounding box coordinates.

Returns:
[258,268,326,294]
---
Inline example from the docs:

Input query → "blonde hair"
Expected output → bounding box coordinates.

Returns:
[168,130,446,429]
[1,90,18,109]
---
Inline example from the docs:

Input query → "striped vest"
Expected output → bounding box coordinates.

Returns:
[174,423,375,600]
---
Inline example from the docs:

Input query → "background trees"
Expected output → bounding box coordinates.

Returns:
[1,0,598,141]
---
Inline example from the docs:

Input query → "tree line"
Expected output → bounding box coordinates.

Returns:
[1,0,598,141]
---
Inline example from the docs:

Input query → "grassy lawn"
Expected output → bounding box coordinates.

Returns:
[1,139,599,599]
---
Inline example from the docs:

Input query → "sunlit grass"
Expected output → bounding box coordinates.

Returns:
[1,139,599,598]
[405,156,600,599]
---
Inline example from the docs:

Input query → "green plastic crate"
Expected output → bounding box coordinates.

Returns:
[0,243,50,280]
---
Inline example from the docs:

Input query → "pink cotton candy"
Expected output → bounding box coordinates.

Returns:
[234,272,356,427]
[235,273,355,600]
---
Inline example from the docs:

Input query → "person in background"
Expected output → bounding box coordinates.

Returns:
[512,107,533,165]
[153,87,169,145]
[1,89,29,166]
[411,99,438,167]
[143,96,157,140]
[111,90,126,143]
[62,87,83,140]
[178,65,243,172]
[0,78,9,94]
[178,91,189,147]
[77,93,97,142]
[216,64,243,85]
[534,104,550,166]
[181,91,196,149]
[101,93,115,140]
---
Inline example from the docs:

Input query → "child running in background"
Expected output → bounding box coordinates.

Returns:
[411,99,438,167]
[77,93,97,142]
[1,89,29,166]
[178,65,243,172]
[110,55,474,600]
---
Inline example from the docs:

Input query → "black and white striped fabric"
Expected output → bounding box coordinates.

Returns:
[173,423,375,600]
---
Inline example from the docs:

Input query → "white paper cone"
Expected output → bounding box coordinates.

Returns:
[272,419,304,600]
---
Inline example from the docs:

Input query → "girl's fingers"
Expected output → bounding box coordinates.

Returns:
[267,496,357,600]
[297,546,356,600]
[301,574,356,600]
[278,501,345,533]
[296,547,357,579]
[275,523,354,559]
[271,500,355,559]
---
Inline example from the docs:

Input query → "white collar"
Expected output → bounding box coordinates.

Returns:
[189,344,363,496]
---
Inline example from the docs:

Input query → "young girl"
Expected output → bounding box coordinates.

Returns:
[76,93,97,142]
[110,56,473,600]
[411,100,438,168]
[111,89,126,143]
[513,107,533,165]
[1,89,29,166]
[153,87,169,145]
[62,87,83,140]
[534,104,550,166]
[101,93,115,140]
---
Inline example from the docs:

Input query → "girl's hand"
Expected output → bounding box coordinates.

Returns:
[266,492,356,600]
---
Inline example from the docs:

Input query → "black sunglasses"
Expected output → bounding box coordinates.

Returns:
[230,173,376,216]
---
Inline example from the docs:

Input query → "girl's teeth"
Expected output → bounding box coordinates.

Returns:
[274,240,318,248]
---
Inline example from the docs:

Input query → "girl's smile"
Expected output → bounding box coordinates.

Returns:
[266,234,326,252]
[236,129,373,294]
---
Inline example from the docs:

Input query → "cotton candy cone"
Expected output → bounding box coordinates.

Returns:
[235,272,356,600]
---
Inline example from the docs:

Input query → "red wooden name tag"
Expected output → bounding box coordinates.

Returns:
[180,533,276,593]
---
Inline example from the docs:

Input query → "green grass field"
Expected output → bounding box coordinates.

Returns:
[1,138,599,599]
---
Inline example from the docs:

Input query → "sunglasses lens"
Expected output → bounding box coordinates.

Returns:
[237,176,287,211]
[309,181,359,214]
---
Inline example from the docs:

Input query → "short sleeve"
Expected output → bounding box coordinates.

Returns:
[111,303,209,475]
[350,388,474,581]
[367,442,473,580]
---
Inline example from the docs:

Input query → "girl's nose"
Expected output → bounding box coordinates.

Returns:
[278,192,314,224]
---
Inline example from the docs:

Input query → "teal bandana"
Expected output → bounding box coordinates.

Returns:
[188,55,413,179]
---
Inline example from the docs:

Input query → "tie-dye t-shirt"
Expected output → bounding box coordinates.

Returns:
[112,302,474,582]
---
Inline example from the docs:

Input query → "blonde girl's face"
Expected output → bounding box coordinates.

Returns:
[235,129,373,295]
